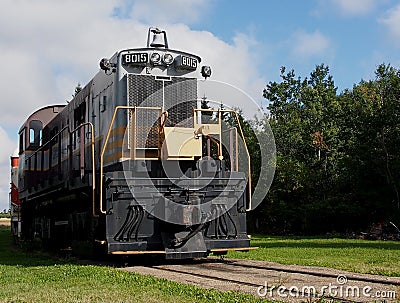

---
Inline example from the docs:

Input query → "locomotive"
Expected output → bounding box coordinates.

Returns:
[10,28,254,259]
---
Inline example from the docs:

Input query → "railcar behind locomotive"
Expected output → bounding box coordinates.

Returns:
[10,28,254,259]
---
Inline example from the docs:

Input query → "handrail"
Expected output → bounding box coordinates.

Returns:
[25,122,96,216]
[99,106,253,214]
[193,108,252,211]
[204,135,221,158]
[99,106,162,215]
[229,111,252,211]
[26,125,69,161]
[77,122,96,217]
[222,127,239,172]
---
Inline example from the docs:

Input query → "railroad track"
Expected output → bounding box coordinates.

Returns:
[122,258,400,302]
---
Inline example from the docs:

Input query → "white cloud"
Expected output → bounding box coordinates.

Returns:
[331,0,377,15]
[0,0,130,125]
[0,127,17,211]
[0,128,17,168]
[166,25,265,106]
[0,0,265,210]
[128,0,211,24]
[313,0,379,16]
[0,0,260,124]
[379,3,400,42]
[290,30,333,60]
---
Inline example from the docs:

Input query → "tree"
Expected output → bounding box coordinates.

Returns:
[340,64,400,221]
[261,64,366,233]
[258,63,400,234]
[73,83,82,97]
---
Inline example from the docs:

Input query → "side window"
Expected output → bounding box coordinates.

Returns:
[19,128,26,154]
[50,126,59,143]
[74,103,86,147]
[28,120,43,148]
[74,103,86,129]
[101,95,107,112]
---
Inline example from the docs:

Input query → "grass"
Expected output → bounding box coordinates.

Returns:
[0,226,269,303]
[1,227,397,302]
[228,235,400,277]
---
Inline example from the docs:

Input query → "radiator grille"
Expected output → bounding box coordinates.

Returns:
[135,109,159,148]
[127,74,197,149]
[128,75,163,108]
[164,77,197,127]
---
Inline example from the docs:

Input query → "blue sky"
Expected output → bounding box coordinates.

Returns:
[0,0,400,210]
[201,0,399,90]
[110,0,400,92]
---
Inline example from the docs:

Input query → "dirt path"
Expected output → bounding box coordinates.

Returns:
[0,218,10,226]
[122,258,399,302]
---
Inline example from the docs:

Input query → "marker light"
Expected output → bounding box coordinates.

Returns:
[162,53,174,65]
[99,58,111,71]
[201,65,212,78]
[150,52,161,65]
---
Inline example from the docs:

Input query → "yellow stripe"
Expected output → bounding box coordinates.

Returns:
[210,247,258,252]
[110,250,166,255]
[103,151,123,164]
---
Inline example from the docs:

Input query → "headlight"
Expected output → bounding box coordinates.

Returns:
[162,53,174,65]
[150,52,161,65]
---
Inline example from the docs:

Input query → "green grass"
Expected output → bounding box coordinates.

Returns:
[228,235,400,277]
[0,226,269,303]
[1,228,397,303]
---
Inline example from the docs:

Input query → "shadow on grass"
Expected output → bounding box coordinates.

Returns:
[0,226,204,268]
[0,226,69,267]
[3,224,398,269]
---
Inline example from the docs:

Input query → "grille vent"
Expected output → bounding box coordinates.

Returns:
[127,74,197,149]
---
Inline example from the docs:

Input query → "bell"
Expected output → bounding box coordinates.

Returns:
[150,32,166,48]
[147,27,169,48]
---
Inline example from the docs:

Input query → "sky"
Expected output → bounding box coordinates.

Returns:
[1,0,400,211]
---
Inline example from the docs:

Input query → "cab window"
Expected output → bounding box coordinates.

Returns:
[28,120,43,148]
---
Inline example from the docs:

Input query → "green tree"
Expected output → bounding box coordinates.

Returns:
[258,63,400,234]
[73,83,82,97]
[340,64,400,223]
[261,64,356,233]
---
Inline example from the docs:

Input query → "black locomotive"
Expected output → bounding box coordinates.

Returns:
[11,28,253,259]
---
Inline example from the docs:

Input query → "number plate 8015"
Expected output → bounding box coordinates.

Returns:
[122,53,149,66]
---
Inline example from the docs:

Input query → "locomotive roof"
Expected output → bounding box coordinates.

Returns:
[18,104,66,133]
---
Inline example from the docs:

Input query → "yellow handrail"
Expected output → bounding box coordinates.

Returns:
[99,106,253,215]
[99,106,162,215]
[193,108,252,211]
[25,122,96,216]
[75,122,96,218]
